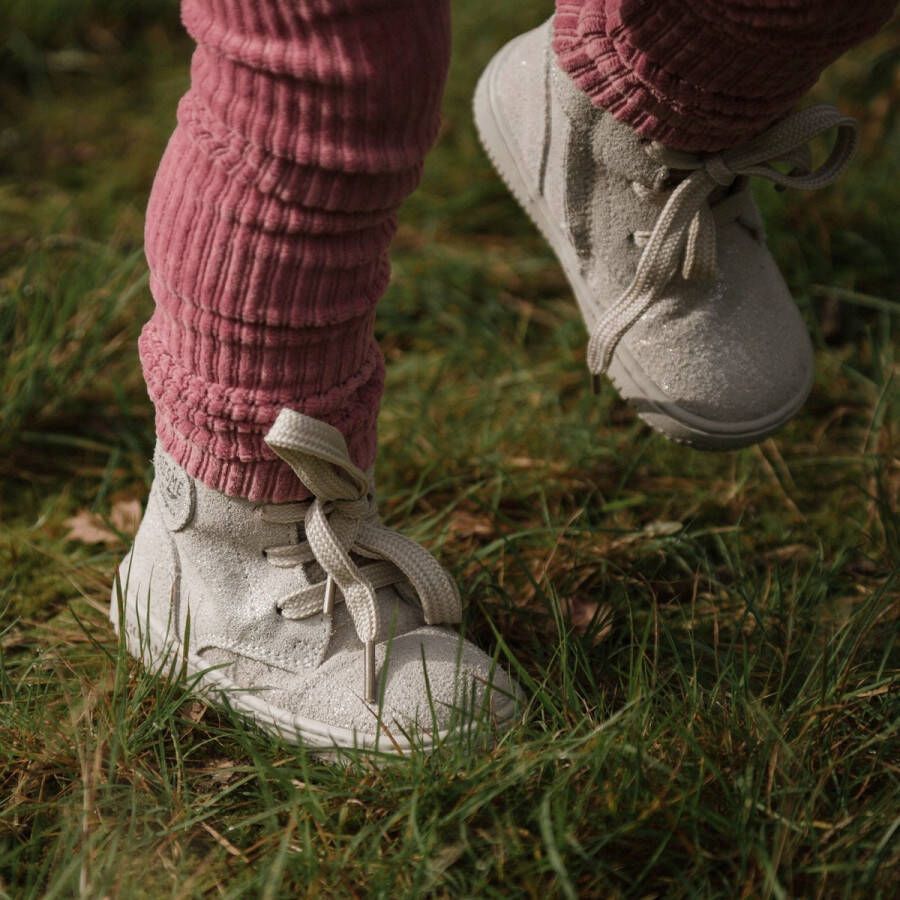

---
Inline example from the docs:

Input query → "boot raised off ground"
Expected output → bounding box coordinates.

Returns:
[475,19,857,449]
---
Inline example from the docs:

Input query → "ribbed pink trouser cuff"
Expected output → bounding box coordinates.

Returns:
[553,0,896,152]
[140,0,450,501]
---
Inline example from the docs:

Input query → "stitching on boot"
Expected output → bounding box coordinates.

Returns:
[550,46,603,264]
[563,117,595,262]
[537,35,553,198]
[199,635,324,672]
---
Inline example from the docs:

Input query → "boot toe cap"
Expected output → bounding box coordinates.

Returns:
[618,244,814,443]
[205,626,520,749]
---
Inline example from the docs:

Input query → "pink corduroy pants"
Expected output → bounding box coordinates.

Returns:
[140,0,895,502]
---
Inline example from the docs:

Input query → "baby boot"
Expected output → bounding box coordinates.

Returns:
[475,20,857,449]
[112,409,519,753]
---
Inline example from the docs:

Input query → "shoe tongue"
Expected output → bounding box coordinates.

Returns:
[377,583,427,639]
[323,551,425,639]
[324,583,424,653]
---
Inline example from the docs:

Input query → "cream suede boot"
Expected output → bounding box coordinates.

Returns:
[111,410,519,753]
[474,20,858,449]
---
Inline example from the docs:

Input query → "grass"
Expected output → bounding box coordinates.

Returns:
[1,1,898,896]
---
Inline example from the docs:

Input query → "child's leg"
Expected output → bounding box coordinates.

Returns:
[139,0,451,502]
[554,0,896,151]
[118,0,520,752]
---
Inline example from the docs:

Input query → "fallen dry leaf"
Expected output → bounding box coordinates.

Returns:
[448,509,494,538]
[63,498,143,546]
[183,701,207,724]
[643,520,683,538]
[567,598,614,643]
[63,510,119,546]
[109,498,142,536]
[206,759,240,785]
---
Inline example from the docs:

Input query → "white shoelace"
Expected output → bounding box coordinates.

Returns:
[586,104,859,388]
[263,409,462,701]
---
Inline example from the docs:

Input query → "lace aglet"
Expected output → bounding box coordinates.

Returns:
[322,575,335,617]
[364,640,377,704]
[591,372,603,395]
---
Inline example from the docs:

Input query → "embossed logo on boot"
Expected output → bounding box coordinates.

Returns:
[155,452,195,532]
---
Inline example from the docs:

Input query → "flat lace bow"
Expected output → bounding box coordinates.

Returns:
[263,409,461,701]
[586,104,859,387]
